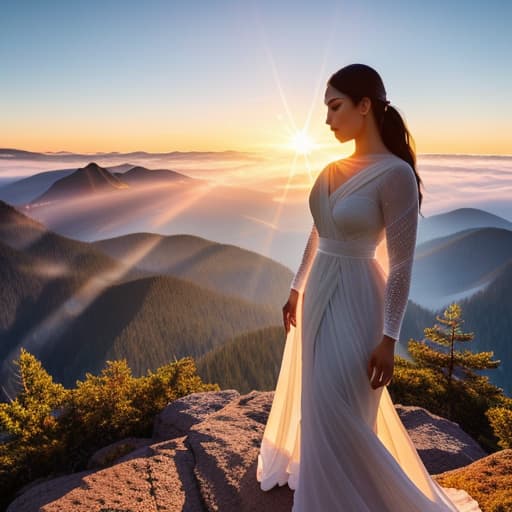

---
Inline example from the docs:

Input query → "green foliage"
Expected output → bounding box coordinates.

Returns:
[434,449,512,512]
[389,302,508,453]
[0,350,71,499]
[0,349,68,441]
[389,356,446,413]
[0,350,219,510]
[486,399,512,449]
[416,303,500,379]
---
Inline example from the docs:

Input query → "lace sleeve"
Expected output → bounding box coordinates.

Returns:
[290,222,319,294]
[379,164,419,341]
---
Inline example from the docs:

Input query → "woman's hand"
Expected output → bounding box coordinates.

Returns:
[367,335,396,389]
[283,289,300,333]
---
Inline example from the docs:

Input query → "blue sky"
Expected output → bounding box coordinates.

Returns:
[1,0,511,154]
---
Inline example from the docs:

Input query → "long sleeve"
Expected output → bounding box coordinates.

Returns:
[378,165,419,341]
[290,222,319,294]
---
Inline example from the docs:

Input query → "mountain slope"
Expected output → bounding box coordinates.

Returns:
[196,326,286,393]
[410,227,512,309]
[0,163,137,205]
[29,162,129,204]
[0,200,48,249]
[0,199,143,280]
[0,241,48,332]
[33,274,281,389]
[400,260,512,396]
[113,165,193,185]
[417,207,512,245]
[92,232,294,308]
[0,200,284,400]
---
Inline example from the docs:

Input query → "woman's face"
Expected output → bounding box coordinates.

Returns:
[324,84,370,143]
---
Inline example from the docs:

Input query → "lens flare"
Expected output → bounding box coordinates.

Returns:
[289,131,316,155]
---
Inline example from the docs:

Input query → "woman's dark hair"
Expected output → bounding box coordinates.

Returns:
[327,63,424,217]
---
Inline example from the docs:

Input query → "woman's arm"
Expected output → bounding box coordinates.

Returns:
[379,165,419,341]
[290,222,319,294]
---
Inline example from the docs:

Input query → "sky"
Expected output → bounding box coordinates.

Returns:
[1,0,511,155]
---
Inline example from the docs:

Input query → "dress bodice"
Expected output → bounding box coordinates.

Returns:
[330,187,384,247]
[312,154,401,243]
[290,154,420,341]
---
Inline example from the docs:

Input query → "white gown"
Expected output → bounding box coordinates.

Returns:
[256,153,482,511]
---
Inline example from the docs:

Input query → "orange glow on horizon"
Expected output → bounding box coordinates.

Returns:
[1,118,511,156]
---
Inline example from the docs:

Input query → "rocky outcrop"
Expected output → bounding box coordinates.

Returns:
[394,403,487,474]
[6,390,494,511]
[152,389,240,441]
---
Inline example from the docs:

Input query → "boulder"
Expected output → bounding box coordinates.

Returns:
[7,390,493,512]
[187,390,292,512]
[87,437,154,470]
[395,403,488,474]
[152,389,240,441]
[7,436,203,512]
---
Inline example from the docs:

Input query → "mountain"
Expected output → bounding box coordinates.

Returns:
[0,148,54,161]
[447,259,512,396]
[112,165,194,185]
[417,207,512,245]
[28,162,129,205]
[0,147,261,163]
[0,168,77,204]
[0,163,136,205]
[14,167,279,261]
[31,274,279,390]
[0,200,48,249]
[196,326,286,393]
[410,226,512,309]
[0,200,285,400]
[0,201,149,397]
[0,162,198,209]
[92,232,293,308]
[399,260,512,396]
[0,200,142,273]
[0,241,48,336]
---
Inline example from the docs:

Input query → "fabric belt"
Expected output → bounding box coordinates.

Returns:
[317,236,376,259]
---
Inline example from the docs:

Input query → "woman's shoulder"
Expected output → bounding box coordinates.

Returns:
[381,155,416,181]
[377,158,419,209]
[312,161,334,187]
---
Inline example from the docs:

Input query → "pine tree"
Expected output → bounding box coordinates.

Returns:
[408,302,501,420]
[0,348,68,443]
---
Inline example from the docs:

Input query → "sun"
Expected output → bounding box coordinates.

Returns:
[289,130,316,155]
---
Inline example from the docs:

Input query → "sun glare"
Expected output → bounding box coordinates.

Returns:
[289,131,316,155]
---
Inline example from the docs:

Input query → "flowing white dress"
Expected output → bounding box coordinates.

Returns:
[256,153,482,511]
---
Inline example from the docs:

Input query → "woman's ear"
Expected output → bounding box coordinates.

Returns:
[359,97,372,116]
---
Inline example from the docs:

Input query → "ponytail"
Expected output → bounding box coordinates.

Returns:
[376,102,424,217]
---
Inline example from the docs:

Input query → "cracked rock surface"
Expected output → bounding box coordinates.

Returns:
[6,389,488,511]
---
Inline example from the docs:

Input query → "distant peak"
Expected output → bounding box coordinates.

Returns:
[83,162,101,169]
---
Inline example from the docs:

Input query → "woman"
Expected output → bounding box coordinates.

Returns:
[256,64,481,511]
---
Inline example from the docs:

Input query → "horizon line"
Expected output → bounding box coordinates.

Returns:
[1,147,512,159]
